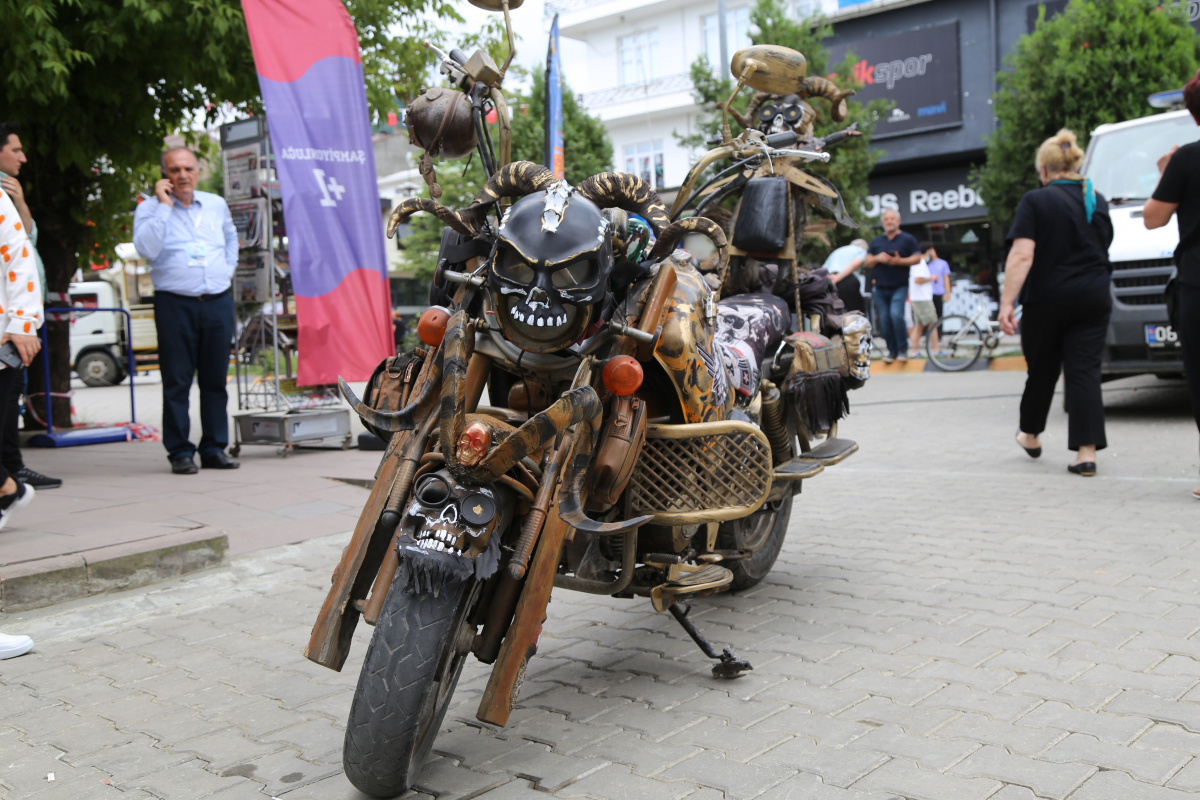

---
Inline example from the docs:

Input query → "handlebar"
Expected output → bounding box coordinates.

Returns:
[773,149,831,162]
[763,130,798,148]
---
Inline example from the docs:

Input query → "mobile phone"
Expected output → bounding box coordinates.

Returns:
[0,341,24,369]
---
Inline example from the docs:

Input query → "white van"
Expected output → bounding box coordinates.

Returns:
[68,243,158,386]
[1082,105,1198,378]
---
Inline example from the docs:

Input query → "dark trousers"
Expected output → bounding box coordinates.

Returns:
[2,366,24,476]
[1019,289,1111,452]
[835,277,864,313]
[873,284,908,358]
[0,366,22,485]
[1177,281,1200,446]
[932,294,944,321]
[154,290,236,461]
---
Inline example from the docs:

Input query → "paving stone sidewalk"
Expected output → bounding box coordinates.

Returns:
[2,370,1199,800]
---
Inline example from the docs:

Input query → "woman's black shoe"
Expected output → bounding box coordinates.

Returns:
[1067,461,1096,477]
[1015,429,1042,459]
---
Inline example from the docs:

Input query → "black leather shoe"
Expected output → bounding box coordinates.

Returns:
[201,451,240,470]
[1067,461,1096,477]
[171,456,198,475]
[14,467,63,489]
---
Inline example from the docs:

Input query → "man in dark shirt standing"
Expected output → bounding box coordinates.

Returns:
[865,209,923,363]
[1144,68,1200,500]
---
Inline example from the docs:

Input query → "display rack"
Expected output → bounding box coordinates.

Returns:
[220,117,351,457]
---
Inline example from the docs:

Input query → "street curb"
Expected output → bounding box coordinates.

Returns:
[870,355,1027,374]
[0,528,228,612]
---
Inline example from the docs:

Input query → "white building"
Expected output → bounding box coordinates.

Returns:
[552,0,841,195]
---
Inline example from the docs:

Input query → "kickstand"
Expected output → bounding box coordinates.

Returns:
[667,602,753,679]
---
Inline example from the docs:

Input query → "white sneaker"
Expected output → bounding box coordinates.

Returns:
[0,481,34,531]
[0,633,33,659]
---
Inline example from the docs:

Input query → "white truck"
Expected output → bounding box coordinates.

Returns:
[1082,102,1198,378]
[68,243,158,386]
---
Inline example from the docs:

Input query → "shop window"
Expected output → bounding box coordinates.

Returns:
[619,31,661,87]
[624,141,665,189]
[703,7,751,70]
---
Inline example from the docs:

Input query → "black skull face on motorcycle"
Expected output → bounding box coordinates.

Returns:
[488,180,615,353]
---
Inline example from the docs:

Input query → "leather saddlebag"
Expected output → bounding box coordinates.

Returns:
[588,396,647,509]
[731,176,789,253]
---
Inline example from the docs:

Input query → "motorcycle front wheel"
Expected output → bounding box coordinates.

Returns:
[342,561,478,798]
[718,496,794,590]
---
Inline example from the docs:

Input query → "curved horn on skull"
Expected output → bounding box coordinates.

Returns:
[575,172,672,236]
[386,198,475,239]
[730,91,772,132]
[386,161,558,240]
[801,77,854,123]
[649,216,729,275]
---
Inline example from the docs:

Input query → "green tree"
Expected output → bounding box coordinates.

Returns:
[510,68,614,184]
[677,0,889,255]
[401,69,613,282]
[978,0,1197,229]
[0,0,460,423]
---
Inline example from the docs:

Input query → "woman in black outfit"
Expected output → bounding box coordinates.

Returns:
[998,129,1113,476]
[1144,69,1200,501]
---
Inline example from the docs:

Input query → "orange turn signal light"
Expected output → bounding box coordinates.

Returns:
[457,421,492,467]
[417,305,451,346]
[602,355,643,396]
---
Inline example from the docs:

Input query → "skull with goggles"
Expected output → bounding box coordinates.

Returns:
[489,180,614,353]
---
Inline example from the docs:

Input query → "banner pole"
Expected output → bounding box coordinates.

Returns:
[263,127,285,410]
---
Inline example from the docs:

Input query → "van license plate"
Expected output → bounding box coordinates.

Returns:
[1145,324,1180,348]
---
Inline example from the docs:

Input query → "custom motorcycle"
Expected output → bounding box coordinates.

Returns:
[302,4,870,795]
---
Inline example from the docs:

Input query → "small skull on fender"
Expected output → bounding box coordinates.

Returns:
[841,313,872,386]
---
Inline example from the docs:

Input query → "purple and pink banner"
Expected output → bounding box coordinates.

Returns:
[242,0,393,386]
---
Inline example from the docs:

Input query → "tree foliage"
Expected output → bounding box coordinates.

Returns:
[511,69,614,184]
[678,0,889,254]
[402,69,613,282]
[978,0,1197,229]
[0,0,466,422]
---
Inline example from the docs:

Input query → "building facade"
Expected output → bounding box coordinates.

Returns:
[554,0,1200,282]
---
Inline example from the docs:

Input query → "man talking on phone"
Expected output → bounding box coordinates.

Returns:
[132,147,239,474]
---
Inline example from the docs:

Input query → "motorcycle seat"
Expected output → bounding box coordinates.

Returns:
[714,293,789,397]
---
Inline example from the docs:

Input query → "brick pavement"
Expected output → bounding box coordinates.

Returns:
[1,370,1199,799]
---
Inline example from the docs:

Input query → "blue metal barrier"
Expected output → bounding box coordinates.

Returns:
[29,306,139,447]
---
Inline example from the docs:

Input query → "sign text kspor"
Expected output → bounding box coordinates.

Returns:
[828,21,961,139]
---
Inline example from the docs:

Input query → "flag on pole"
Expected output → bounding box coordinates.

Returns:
[241,0,393,386]
[545,15,565,179]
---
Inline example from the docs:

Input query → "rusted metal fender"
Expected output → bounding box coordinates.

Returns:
[652,264,735,423]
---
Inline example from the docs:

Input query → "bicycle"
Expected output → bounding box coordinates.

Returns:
[925,286,1016,372]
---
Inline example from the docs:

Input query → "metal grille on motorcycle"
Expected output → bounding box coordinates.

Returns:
[303,13,873,796]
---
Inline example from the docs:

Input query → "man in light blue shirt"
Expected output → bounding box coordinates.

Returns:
[133,147,240,474]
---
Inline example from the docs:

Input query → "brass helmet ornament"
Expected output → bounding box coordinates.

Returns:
[406,87,479,199]
[406,87,478,159]
[488,180,614,353]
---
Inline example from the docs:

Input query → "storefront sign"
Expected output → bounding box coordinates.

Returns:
[862,165,985,224]
[829,21,961,139]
